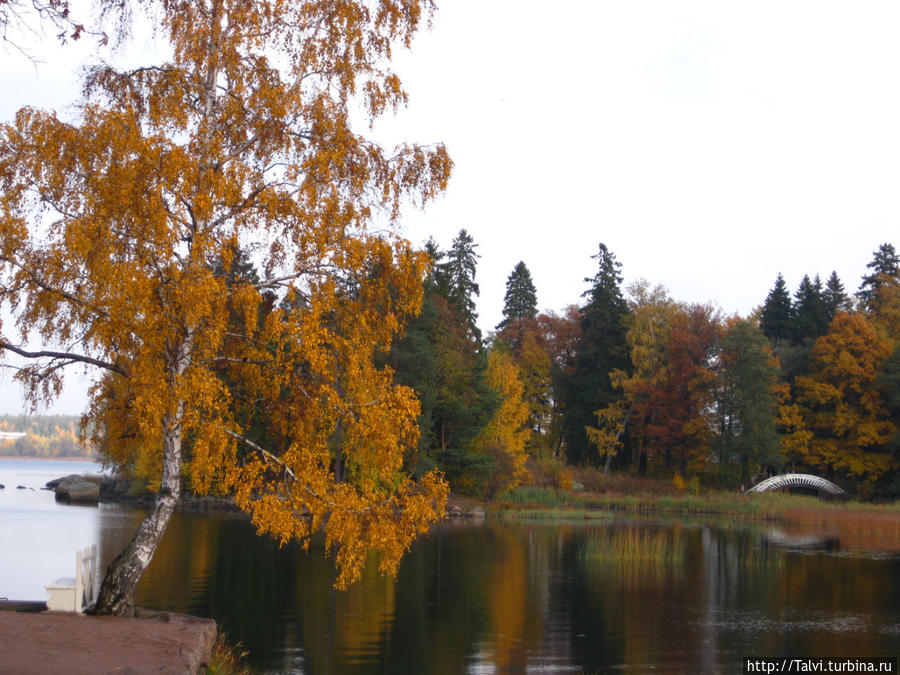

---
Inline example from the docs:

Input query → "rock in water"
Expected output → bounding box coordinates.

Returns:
[54,475,101,504]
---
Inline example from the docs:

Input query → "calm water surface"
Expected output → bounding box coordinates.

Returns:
[2,459,899,673]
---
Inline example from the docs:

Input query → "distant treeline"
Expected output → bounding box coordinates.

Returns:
[0,415,95,458]
[37,234,899,499]
[382,234,900,500]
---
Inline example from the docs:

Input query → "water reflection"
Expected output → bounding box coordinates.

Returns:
[3,462,899,674]
[101,516,900,673]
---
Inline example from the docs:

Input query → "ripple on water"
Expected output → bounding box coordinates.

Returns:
[693,607,900,636]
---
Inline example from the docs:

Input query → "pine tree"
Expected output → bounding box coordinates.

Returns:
[561,243,631,465]
[760,273,794,347]
[858,243,900,311]
[440,229,481,342]
[497,261,538,330]
[387,293,439,462]
[823,271,850,320]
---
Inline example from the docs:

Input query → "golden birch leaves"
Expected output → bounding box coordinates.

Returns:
[0,0,451,588]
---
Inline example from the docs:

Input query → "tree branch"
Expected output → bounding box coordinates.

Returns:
[223,427,337,508]
[197,355,270,367]
[0,340,126,376]
[0,254,110,319]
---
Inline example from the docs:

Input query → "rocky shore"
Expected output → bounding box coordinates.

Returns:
[44,474,242,512]
[43,473,486,518]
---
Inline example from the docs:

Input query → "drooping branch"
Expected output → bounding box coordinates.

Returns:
[223,428,296,479]
[0,340,126,375]
[222,427,338,508]
[253,264,341,290]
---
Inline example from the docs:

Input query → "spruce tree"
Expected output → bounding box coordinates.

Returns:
[823,271,850,321]
[858,243,900,311]
[562,243,631,465]
[389,237,495,482]
[760,273,794,347]
[497,261,538,330]
[793,274,829,343]
[440,229,481,342]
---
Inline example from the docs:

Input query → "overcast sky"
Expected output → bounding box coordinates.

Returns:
[2,0,900,414]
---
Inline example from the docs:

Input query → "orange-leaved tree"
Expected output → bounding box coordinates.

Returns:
[790,312,898,490]
[0,0,451,615]
[641,304,721,476]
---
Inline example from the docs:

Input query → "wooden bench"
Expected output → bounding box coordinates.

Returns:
[45,545,98,613]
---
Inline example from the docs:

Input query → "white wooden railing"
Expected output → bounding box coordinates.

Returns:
[45,545,98,613]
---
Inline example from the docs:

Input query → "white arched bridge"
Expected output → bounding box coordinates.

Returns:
[748,473,846,498]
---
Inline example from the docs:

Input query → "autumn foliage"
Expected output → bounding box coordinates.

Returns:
[0,0,451,613]
[788,312,898,486]
[472,348,530,496]
[381,239,900,500]
[3,3,900,627]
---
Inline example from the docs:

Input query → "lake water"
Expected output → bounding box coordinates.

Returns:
[2,458,899,673]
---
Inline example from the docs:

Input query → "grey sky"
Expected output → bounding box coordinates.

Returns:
[2,0,899,415]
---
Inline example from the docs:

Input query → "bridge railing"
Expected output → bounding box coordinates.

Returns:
[748,473,846,497]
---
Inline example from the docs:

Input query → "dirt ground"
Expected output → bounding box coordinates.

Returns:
[0,608,216,674]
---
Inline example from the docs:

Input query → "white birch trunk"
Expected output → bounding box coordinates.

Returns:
[93,334,192,616]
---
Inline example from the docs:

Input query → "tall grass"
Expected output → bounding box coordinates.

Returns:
[495,487,900,536]
[782,501,900,536]
[207,632,253,675]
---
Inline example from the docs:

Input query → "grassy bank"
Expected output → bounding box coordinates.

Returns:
[488,480,900,536]
[207,631,253,674]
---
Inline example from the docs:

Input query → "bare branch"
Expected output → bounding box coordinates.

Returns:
[0,340,126,376]
[1,0,107,63]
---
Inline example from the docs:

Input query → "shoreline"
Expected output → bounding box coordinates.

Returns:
[0,455,98,462]
[485,488,900,547]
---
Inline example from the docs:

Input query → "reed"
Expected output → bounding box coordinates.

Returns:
[494,507,615,520]
[501,486,573,507]
[578,527,686,569]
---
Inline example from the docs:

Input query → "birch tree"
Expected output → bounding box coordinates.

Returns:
[0,0,451,615]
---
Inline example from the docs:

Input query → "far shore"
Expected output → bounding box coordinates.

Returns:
[0,455,99,462]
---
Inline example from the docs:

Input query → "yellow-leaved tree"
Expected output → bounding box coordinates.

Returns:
[472,348,530,497]
[587,281,678,473]
[0,0,451,615]
[790,312,898,489]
